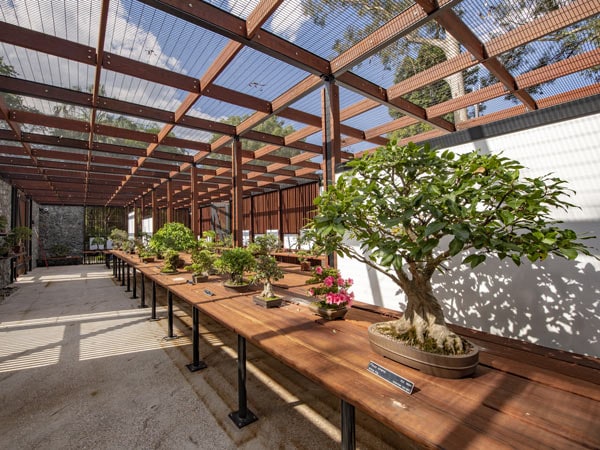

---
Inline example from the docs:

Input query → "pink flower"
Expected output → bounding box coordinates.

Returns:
[315,266,323,275]
[308,288,314,296]
[323,276,334,287]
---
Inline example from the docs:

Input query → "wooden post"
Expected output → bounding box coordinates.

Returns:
[166,178,174,223]
[232,136,243,247]
[191,164,200,237]
[151,188,158,234]
[321,79,341,267]
[140,193,146,234]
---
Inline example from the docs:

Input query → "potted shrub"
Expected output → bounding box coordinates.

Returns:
[307,141,596,378]
[149,222,195,255]
[138,247,156,263]
[185,249,217,283]
[215,247,256,291]
[7,226,32,253]
[252,254,285,308]
[306,266,354,320]
[109,228,128,250]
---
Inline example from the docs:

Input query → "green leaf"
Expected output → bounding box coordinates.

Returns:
[560,248,578,260]
[424,221,447,237]
[448,238,464,256]
[451,223,470,241]
[462,254,486,268]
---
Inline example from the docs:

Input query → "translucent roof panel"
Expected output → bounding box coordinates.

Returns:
[100,70,185,112]
[262,0,413,60]
[0,0,102,46]
[203,0,260,20]
[170,126,213,144]
[214,47,308,100]
[105,0,230,78]
[342,104,395,132]
[287,89,322,116]
[0,44,95,92]
[190,96,254,123]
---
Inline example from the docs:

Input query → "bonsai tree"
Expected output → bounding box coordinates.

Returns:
[161,249,180,273]
[149,222,195,254]
[185,249,217,278]
[109,228,128,249]
[7,226,32,252]
[307,141,595,354]
[253,254,284,299]
[215,247,256,286]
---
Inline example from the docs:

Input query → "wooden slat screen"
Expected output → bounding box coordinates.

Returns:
[252,190,279,234]
[242,197,252,232]
[281,182,319,234]
[200,206,212,234]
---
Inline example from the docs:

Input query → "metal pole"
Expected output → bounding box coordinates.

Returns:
[126,263,131,291]
[120,260,125,286]
[228,335,258,428]
[341,400,356,450]
[131,267,137,299]
[139,273,147,308]
[150,281,158,320]
[186,307,207,372]
[164,290,177,339]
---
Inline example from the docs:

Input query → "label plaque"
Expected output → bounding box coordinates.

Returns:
[367,361,414,395]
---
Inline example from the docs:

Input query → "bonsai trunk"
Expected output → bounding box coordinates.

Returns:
[391,273,465,353]
[261,280,275,298]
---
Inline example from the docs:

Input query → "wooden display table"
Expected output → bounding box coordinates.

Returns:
[109,250,600,449]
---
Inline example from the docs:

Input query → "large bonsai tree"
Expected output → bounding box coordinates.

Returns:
[308,141,595,354]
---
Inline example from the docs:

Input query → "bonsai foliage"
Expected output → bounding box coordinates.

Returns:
[253,254,284,299]
[308,141,595,354]
[188,249,217,276]
[109,228,128,249]
[161,249,179,273]
[215,247,255,285]
[149,222,195,254]
[307,266,354,309]
[8,226,32,246]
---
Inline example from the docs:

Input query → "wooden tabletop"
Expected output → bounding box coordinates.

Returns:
[110,250,600,449]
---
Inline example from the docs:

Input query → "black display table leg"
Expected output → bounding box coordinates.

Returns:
[163,290,178,340]
[149,281,159,321]
[139,273,147,308]
[186,307,207,372]
[341,400,356,450]
[131,267,137,298]
[112,255,116,275]
[120,260,125,287]
[115,258,120,280]
[228,335,258,428]
[126,264,131,291]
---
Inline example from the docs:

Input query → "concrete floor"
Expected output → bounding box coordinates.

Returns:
[0,264,400,449]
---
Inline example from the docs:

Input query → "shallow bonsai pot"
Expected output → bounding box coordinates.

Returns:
[142,257,155,263]
[253,296,283,308]
[308,302,349,320]
[192,274,209,284]
[367,323,479,379]
[224,281,252,293]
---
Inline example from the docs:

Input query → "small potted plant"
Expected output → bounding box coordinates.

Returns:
[307,266,354,320]
[149,222,196,254]
[215,247,256,292]
[252,254,285,308]
[185,249,217,283]
[109,228,128,250]
[91,236,106,250]
[138,247,156,263]
[7,226,32,253]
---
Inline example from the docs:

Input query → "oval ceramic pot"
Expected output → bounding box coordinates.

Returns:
[253,296,283,308]
[309,303,349,320]
[367,323,479,379]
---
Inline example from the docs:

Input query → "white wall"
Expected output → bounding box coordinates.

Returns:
[339,113,600,357]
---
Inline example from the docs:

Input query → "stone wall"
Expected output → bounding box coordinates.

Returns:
[0,177,11,229]
[38,206,84,261]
